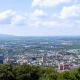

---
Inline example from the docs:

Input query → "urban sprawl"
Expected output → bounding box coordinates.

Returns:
[0,36,80,72]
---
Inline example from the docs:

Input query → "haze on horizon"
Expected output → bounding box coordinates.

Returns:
[0,0,80,36]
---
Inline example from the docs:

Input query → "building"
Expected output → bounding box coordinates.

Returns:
[58,63,71,71]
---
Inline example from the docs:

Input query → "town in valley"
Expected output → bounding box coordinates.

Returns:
[0,35,80,71]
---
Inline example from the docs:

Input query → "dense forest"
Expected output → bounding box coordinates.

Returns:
[0,64,80,80]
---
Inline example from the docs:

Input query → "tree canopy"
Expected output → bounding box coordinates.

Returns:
[0,64,80,80]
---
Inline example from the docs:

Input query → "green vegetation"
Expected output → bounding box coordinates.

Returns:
[0,64,80,80]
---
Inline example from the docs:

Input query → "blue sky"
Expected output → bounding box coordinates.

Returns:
[0,0,80,36]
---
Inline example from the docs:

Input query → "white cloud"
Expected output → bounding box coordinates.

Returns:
[0,10,16,24]
[0,8,78,28]
[29,20,73,28]
[32,0,72,7]
[60,4,80,19]
[0,10,27,26]
[11,15,26,26]
[29,21,41,27]
[42,21,73,27]
[42,21,59,27]
[31,9,47,20]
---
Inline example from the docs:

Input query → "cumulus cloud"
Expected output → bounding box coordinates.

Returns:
[0,10,16,24]
[32,0,72,7]
[0,10,27,26]
[11,15,26,26]
[0,8,78,28]
[31,9,47,20]
[60,4,80,19]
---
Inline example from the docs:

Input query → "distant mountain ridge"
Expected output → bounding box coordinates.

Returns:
[0,34,15,37]
[0,34,18,40]
[0,34,80,40]
[0,34,36,40]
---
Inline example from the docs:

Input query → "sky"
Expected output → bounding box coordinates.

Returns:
[0,0,80,36]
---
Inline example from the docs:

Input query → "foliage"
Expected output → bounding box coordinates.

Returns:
[0,64,80,80]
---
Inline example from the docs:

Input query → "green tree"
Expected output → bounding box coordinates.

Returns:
[0,64,15,80]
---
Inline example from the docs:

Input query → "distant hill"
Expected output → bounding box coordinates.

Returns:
[0,34,35,40]
[0,34,15,37]
[1,34,80,40]
[0,34,18,40]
